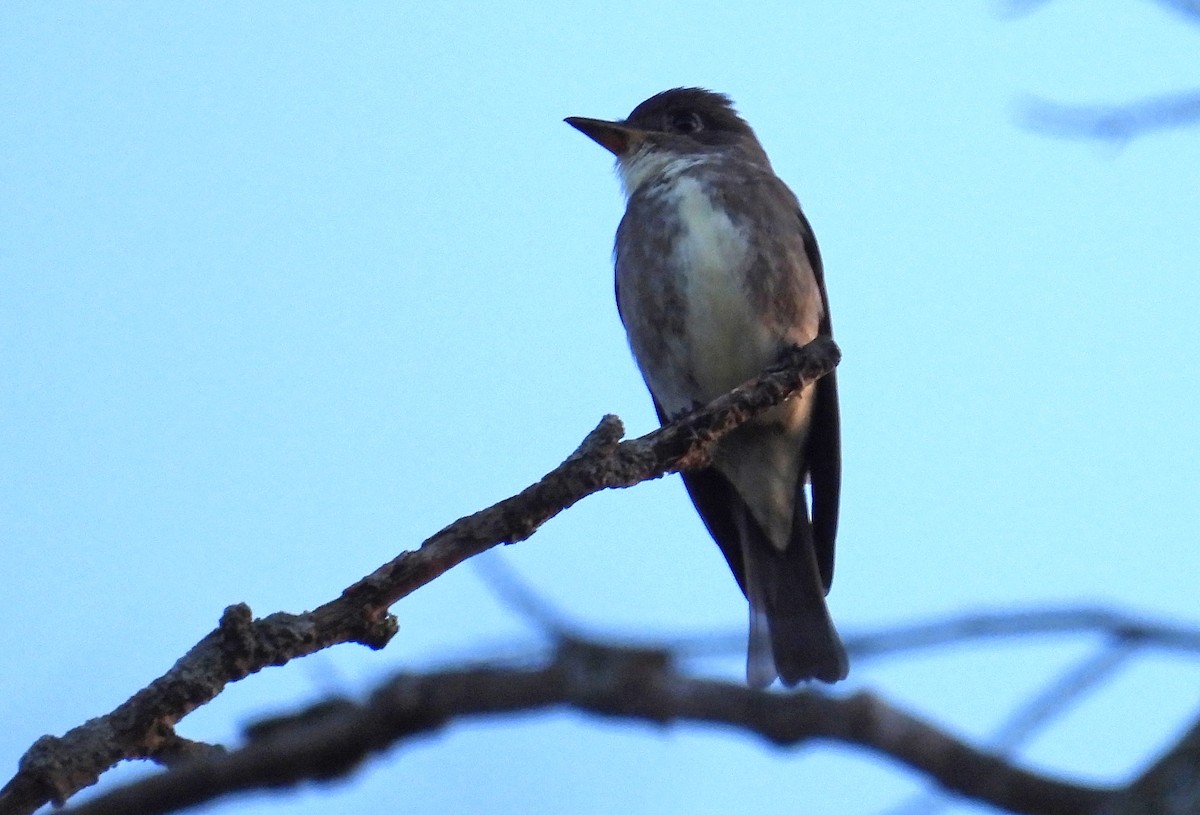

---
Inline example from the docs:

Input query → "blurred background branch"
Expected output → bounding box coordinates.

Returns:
[1012,0,1200,140]
[1022,92,1200,142]
[51,599,1200,815]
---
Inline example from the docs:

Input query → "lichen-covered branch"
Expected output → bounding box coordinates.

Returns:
[0,337,841,815]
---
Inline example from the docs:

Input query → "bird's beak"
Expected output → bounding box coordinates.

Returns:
[564,116,645,156]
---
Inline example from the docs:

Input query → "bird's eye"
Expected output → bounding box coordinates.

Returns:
[668,110,704,135]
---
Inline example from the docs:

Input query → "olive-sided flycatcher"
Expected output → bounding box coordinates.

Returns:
[566,88,846,686]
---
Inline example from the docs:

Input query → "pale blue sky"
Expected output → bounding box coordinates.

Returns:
[3,3,1200,814]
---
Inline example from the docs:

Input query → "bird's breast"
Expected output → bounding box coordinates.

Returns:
[622,174,777,412]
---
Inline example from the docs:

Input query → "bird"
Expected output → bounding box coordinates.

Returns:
[565,88,846,686]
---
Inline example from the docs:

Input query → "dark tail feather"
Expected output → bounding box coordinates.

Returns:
[675,466,847,686]
[741,516,848,686]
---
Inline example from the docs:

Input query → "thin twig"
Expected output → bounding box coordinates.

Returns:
[1022,92,1200,142]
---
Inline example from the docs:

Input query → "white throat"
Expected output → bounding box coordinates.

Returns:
[615,146,705,199]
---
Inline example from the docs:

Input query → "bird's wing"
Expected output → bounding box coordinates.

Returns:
[795,207,841,592]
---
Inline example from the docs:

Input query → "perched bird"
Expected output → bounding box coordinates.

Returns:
[566,88,846,686]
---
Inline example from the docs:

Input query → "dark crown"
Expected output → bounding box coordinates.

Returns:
[623,87,763,156]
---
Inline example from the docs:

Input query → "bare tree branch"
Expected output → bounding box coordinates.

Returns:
[0,337,841,815]
[997,0,1053,18]
[57,639,1114,815]
[884,642,1139,815]
[1022,92,1200,142]
[1009,0,1200,141]
[1105,714,1200,815]
[469,554,1200,815]
[1003,0,1200,23]
[53,603,1200,815]
[1153,0,1200,24]
[847,606,1200,660]
[649,605,1200,663]
[472,551,578,636]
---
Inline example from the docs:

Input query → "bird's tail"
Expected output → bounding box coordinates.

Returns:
[741,523,848,687]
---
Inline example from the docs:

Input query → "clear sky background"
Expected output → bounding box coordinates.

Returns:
[3,2,1200,814]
